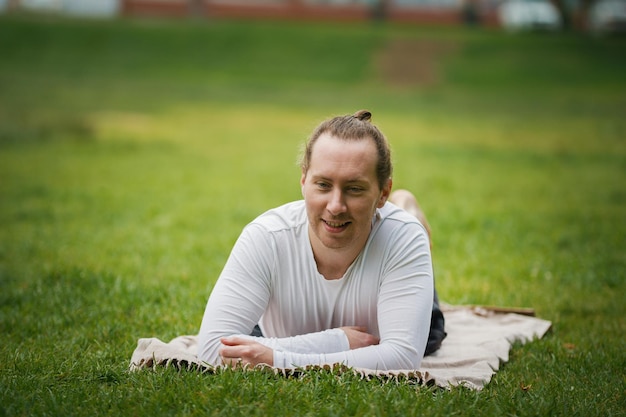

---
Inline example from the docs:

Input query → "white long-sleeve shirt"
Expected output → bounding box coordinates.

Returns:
[198,200,434,370]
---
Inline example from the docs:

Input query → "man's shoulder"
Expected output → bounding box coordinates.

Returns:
[250,200,307,233]
[379,202,420,225]
[375,202,428,239]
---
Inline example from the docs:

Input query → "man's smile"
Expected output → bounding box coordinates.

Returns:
[322,219,351,230]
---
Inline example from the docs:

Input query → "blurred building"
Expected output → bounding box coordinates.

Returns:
[2,0,625,32]
[67,0,502,26]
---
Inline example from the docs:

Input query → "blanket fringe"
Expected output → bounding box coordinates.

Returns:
[131,356,430,385]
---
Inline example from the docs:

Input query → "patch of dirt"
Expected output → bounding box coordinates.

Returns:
[375,39,460,88]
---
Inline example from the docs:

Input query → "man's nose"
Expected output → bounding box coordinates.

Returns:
[327,189,347,215]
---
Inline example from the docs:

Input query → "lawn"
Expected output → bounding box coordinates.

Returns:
[0,13,624,416]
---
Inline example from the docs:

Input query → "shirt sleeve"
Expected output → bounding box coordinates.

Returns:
[197,223,272,364]
[226,328,350,355]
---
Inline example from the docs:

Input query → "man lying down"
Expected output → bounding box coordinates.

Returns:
[198,110,446,371]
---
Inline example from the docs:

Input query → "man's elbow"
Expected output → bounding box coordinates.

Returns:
[379,342,422,370]
[197,333,220,365]
[399,337,426,369]
[401,347,423,370]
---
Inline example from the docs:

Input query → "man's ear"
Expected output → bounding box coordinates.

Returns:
[377,178,392,208]
[300,172,307,196]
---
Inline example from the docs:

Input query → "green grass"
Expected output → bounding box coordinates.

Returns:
[1,13,625,416]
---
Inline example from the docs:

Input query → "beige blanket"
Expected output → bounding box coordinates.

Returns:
[129,305,551,390]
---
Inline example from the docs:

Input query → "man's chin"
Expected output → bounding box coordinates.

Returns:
[319,234,349,250]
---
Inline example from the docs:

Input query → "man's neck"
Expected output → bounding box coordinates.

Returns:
[314,252,356,280]
[309,232,366,281]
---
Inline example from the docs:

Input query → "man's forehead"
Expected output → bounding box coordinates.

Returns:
[311,134,377,156]
[308,134,376,170]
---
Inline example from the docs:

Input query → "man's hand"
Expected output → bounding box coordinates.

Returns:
[220,337,274,367]
[340,326,380,349]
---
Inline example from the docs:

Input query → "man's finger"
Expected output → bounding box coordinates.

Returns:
[220,336,250,346]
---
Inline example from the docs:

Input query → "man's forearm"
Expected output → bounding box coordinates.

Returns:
[236,328,350,355]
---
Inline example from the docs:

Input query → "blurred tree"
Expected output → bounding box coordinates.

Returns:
[578,0,598,30]
[550,0,599,30]
[549,0,571,28]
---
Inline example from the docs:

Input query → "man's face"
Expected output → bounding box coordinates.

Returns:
[301,133,391,255]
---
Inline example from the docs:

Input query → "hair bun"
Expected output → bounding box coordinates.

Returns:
[353,110,372,122]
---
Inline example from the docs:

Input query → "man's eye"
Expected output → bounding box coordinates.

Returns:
[316,182,330,189]
[348,187,364,193]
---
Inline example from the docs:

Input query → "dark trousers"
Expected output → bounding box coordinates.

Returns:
[425,289,446,356]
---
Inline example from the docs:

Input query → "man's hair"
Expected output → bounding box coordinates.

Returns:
[300,110,392,189]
